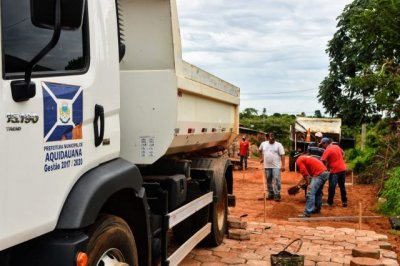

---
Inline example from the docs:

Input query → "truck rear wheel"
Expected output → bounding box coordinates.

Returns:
[173,176,228,247]
[203,175,228,246]
[86,215,139,266]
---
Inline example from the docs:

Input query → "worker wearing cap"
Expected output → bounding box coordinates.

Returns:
[259,132,285,201]
[239,135,250,170]
[307,132,325,159]
[320,137,348,207]
[295,154,329,217]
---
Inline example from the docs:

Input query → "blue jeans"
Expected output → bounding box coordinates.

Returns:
[328,171,347,205]
[240,155,248,169]
[265,168,281,197]
[304,171,329,215]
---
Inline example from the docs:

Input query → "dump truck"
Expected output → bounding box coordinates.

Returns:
[0,0,239,265]
[289,117,355,170]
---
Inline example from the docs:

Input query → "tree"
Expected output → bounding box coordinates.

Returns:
[314,110,322,118]
[240,108,258,119]
[318,0,400,124]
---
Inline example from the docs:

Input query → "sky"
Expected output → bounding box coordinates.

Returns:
[175,0,352,116]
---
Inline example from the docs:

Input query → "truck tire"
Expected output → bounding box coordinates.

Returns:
[86,215,139,266]
[203,175,228,246]
[173,176,228,247]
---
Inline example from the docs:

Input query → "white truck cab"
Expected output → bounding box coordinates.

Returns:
[0,0,239,265]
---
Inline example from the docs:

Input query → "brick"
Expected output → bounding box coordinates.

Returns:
[228,229,251,240]
[352,246,380,259]
[350,257,385,266]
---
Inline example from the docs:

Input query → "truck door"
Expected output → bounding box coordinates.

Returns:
[0,0,120,251]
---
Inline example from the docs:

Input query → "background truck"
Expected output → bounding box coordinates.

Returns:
[289,117,355,170]
[0,0,239,265]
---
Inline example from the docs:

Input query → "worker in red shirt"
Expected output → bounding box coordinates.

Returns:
[295,154,329,217]
[320,137,348,207]
[239,135,250,170]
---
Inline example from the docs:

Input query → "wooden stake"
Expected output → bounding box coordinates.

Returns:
[262,168,267,223]
[359,202,362,230]
[288,215,380,222]
[264,192,266,223]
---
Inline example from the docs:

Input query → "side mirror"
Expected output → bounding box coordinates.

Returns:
[30,0,85,30]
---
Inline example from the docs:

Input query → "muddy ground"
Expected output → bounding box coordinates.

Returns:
[229,157,400,258]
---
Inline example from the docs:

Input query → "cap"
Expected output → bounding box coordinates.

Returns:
[315,132,323,138]
[242,135,246,139]
[319,137,330,145]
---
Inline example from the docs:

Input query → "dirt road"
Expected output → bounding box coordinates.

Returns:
[229,158,400,257]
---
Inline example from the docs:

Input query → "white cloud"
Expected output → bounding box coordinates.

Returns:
[176,0,352,115]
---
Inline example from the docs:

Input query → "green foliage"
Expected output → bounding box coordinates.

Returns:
[347,147,376,174]
[318,0,400,124]
[378,167,400,216]
[239,111,295,149]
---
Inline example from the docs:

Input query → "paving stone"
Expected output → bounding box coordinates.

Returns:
[304,260,317,266]
[350,257,385,266]
[317,262,342,266]
[200,263,228,266]
[212,251,237,258]
[191,249,213,256]
[380,249,397,260]
[247,259,270,266]
[238,252,263,260]
[220,256,246,264]
[228,229,251,240]
[352,246,380,259]
[305,255,331,263]
[193,254,219,263]
[316,226,336,232]
[369,241,392,250]
[227,216,248,229]
[370,234,388,241]
[338,228,356,234]
[331,256,352,265]
[179,256,201,265]
[380,258,399,266]
[356,236,375,242]
[311,239,334,245]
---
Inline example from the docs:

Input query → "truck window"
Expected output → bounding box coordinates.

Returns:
[1,0,88,78]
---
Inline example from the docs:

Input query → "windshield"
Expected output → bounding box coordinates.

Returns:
[1,0,87,77]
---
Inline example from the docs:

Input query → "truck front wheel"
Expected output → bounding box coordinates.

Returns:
[86,215,139,266]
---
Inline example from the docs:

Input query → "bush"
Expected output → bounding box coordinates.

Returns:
[378,167,400,216]
[347,147,376,174]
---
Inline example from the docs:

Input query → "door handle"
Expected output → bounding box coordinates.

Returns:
[94,104,104,147]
